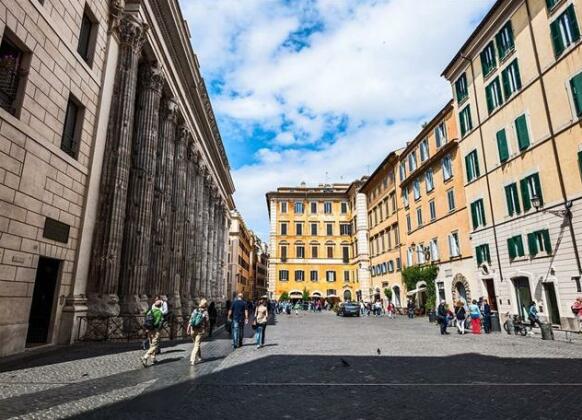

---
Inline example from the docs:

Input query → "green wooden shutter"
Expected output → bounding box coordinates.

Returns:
[514,61,522,89]
[528,232,538,256]
[465,154,472,181]
[471,202,478,229]
[484,244,490,263]
[520,178,531,211]
[479,200,486,226]
[474,152,480,177]
[551,19,565,58]
[543,230,552,254]
[497,129,509,162]
[502,68,511,98]
[481,50,488,75]
[570,73,582,116]
[567,5,581,42]
[476,246,483,265]
[513,184,521,214]
[486,84,494,113]
[460,110,466,136]
[546,0,557,9]
[532,173,543,205]
[578,150,582,176]
[505,184,514,216]
[495,32,504,59]
[515,115,530,150]
[508,238,516,259]
[516,236,525,256]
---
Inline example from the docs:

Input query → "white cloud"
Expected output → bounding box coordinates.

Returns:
[181,0,496,240]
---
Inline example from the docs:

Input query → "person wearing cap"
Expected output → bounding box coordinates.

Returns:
[187,299,209,365]
[141,300,164,367]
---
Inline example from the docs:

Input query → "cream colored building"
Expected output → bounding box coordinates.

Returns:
[443,0,582,328]
[228,210,253,300]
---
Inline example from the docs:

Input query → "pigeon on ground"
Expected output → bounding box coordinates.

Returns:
[377,348,381,355]
[340,358,350,367]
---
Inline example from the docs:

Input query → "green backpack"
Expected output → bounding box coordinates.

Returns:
[190,309,204,328]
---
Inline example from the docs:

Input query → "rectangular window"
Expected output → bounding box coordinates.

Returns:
[455,73,468,104]
[425,168,434,192]
[416,208,423,227]
[61,95,83,159]
[429,200,436,221]
[420,139,429,161]
[505,183,521,216]
[0,35,27,116]
[496,21,515,60]
[476,244,491,266]
[496,128,510,163]
[417,244,425,264]
[570,72,582,116]
[340,202,348,214]
[528,229,552,256]
[340,223,351,235]
[408,152,417,172]
[342,246,350,263]
[406,213,412,232]
[550,5,580,58]
[296,245,305,259]
[485,76,504,114]
[481,41,497,77]
[279,270,289,281]
[520,172,543,212]
[311,246,318,258]
[280,246,287,261]
[280,201,287,213]
[310,270,318,282]
[310,202,317,214]
[399,162,406,181]
[327,246,334,259]
[295,201,304,214]
[413,179,421,200]
[515,114,530,151]
[465,149,480,182]
[546,0,559,10]
[280,223,287,235]
[449,232,460,257]
[459,105,473,137]
[402,187,409,208]
[326,223,333,236]
[311,223,318,236]
[324,201,332,214]
[508,235,525,259]
[447,189,455,211]
[295,270,305,282]
[77,9,96,65]
[435,121,447,148]
[442,154,453,181]
[430,238,439,260]
[501,59,522,99]
[326,271,336,282]
[296,223,303,235]
[407,247,414,266]
[470,199,486,229]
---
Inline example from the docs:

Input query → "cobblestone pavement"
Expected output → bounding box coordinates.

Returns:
[1,312,581,420]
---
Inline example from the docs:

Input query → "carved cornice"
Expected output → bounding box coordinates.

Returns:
[140,64,164,93]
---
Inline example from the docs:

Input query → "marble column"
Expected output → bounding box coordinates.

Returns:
[193,164,206,297]
[168,124,188,311]
[119,63,164,315]
[88,14,147,316]
[181,138,198,316]
[200,176,211,297]
[209,197,218,300]
[148,96,178,297]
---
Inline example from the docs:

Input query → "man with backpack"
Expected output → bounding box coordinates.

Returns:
[187,299,209,365]
[141,300,164,367]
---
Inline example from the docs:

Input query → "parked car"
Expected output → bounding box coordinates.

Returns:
[337,302,360,317]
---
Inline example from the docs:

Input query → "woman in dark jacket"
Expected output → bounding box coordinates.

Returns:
[207,302,218,337]
[455,301,466,335]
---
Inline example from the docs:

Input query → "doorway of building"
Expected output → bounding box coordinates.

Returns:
[543,282,560,325]
[513,277,532,320]
[483,278,498,311]
[26,257,60,346]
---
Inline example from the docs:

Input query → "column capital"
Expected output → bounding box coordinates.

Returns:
[115,13,148,52]
[161,97,179,123]
[139,64,164,93]
[187,137,197,161]
[176,124,189,144]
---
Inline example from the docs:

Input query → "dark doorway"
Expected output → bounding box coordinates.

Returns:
[483,278,498,312]
[513,277,532,320]
[543,282,560,325]
[26,257,60,346]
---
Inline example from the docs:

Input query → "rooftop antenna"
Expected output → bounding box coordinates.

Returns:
[325,171,329,185]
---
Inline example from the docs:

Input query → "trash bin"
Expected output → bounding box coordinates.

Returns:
[490,312,501,332]
[540,323,554,340]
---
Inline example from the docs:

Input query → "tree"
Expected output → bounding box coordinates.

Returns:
[383,288,393,302]
[401,265,439,310]
[302,287,310,301]
[279,291,289,301]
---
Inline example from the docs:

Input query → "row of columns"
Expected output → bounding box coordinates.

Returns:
[87,12,229,318]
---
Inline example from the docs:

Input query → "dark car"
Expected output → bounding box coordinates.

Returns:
[337,302,361,317]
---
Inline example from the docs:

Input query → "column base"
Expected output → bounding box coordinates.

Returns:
[57,295,89,344]
[120,294,150,315]
[87,293,120,317]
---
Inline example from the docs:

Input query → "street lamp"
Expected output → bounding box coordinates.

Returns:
[531,195,572,218]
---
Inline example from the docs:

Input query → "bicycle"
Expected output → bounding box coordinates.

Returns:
[503,313,528,336]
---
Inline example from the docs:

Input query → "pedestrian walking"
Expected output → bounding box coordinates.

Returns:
[386,302,395,319]
[187,299,209,365]
[407,300,415,319]
[482,298,492,333]
[254,297,269,349]
[228,293,248,350]
[207,301,217,338]
[141,300,164,367]
[437,300,449,335]
[469,300,482,334]
[571,297,582,331]
[528,301,543,331]
[454,300,466,335]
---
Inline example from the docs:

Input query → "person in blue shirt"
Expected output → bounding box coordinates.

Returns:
[228,293,248,350]
[528,301,542,330]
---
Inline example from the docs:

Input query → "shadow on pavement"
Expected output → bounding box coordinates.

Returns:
[71,353,582,420]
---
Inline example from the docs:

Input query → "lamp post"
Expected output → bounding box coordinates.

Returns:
[531,195,572,218]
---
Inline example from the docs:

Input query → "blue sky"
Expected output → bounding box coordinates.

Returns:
[181,0,496,240]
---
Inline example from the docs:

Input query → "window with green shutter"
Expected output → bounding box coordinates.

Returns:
[550,5,581,58]
[459,105,472,137]
[496,128,509,163]
[528,230,552,256]
[476,244,491,266]
[465,150,480,182]
[496,21,515,60]
[578,150,582,176]
[485,77,504,114]
[470,199,486,229]
[515,114,530,151]
[521,172,543,212]
[570,72,582,117]
[481,42,497,77]
[546,0,559,11]
[505,183,521,216]
[502,59,522,99]
[508,235,525,260]
[455,73,468,104]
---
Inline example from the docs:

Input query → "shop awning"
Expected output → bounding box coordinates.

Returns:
[406,286,427,296]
